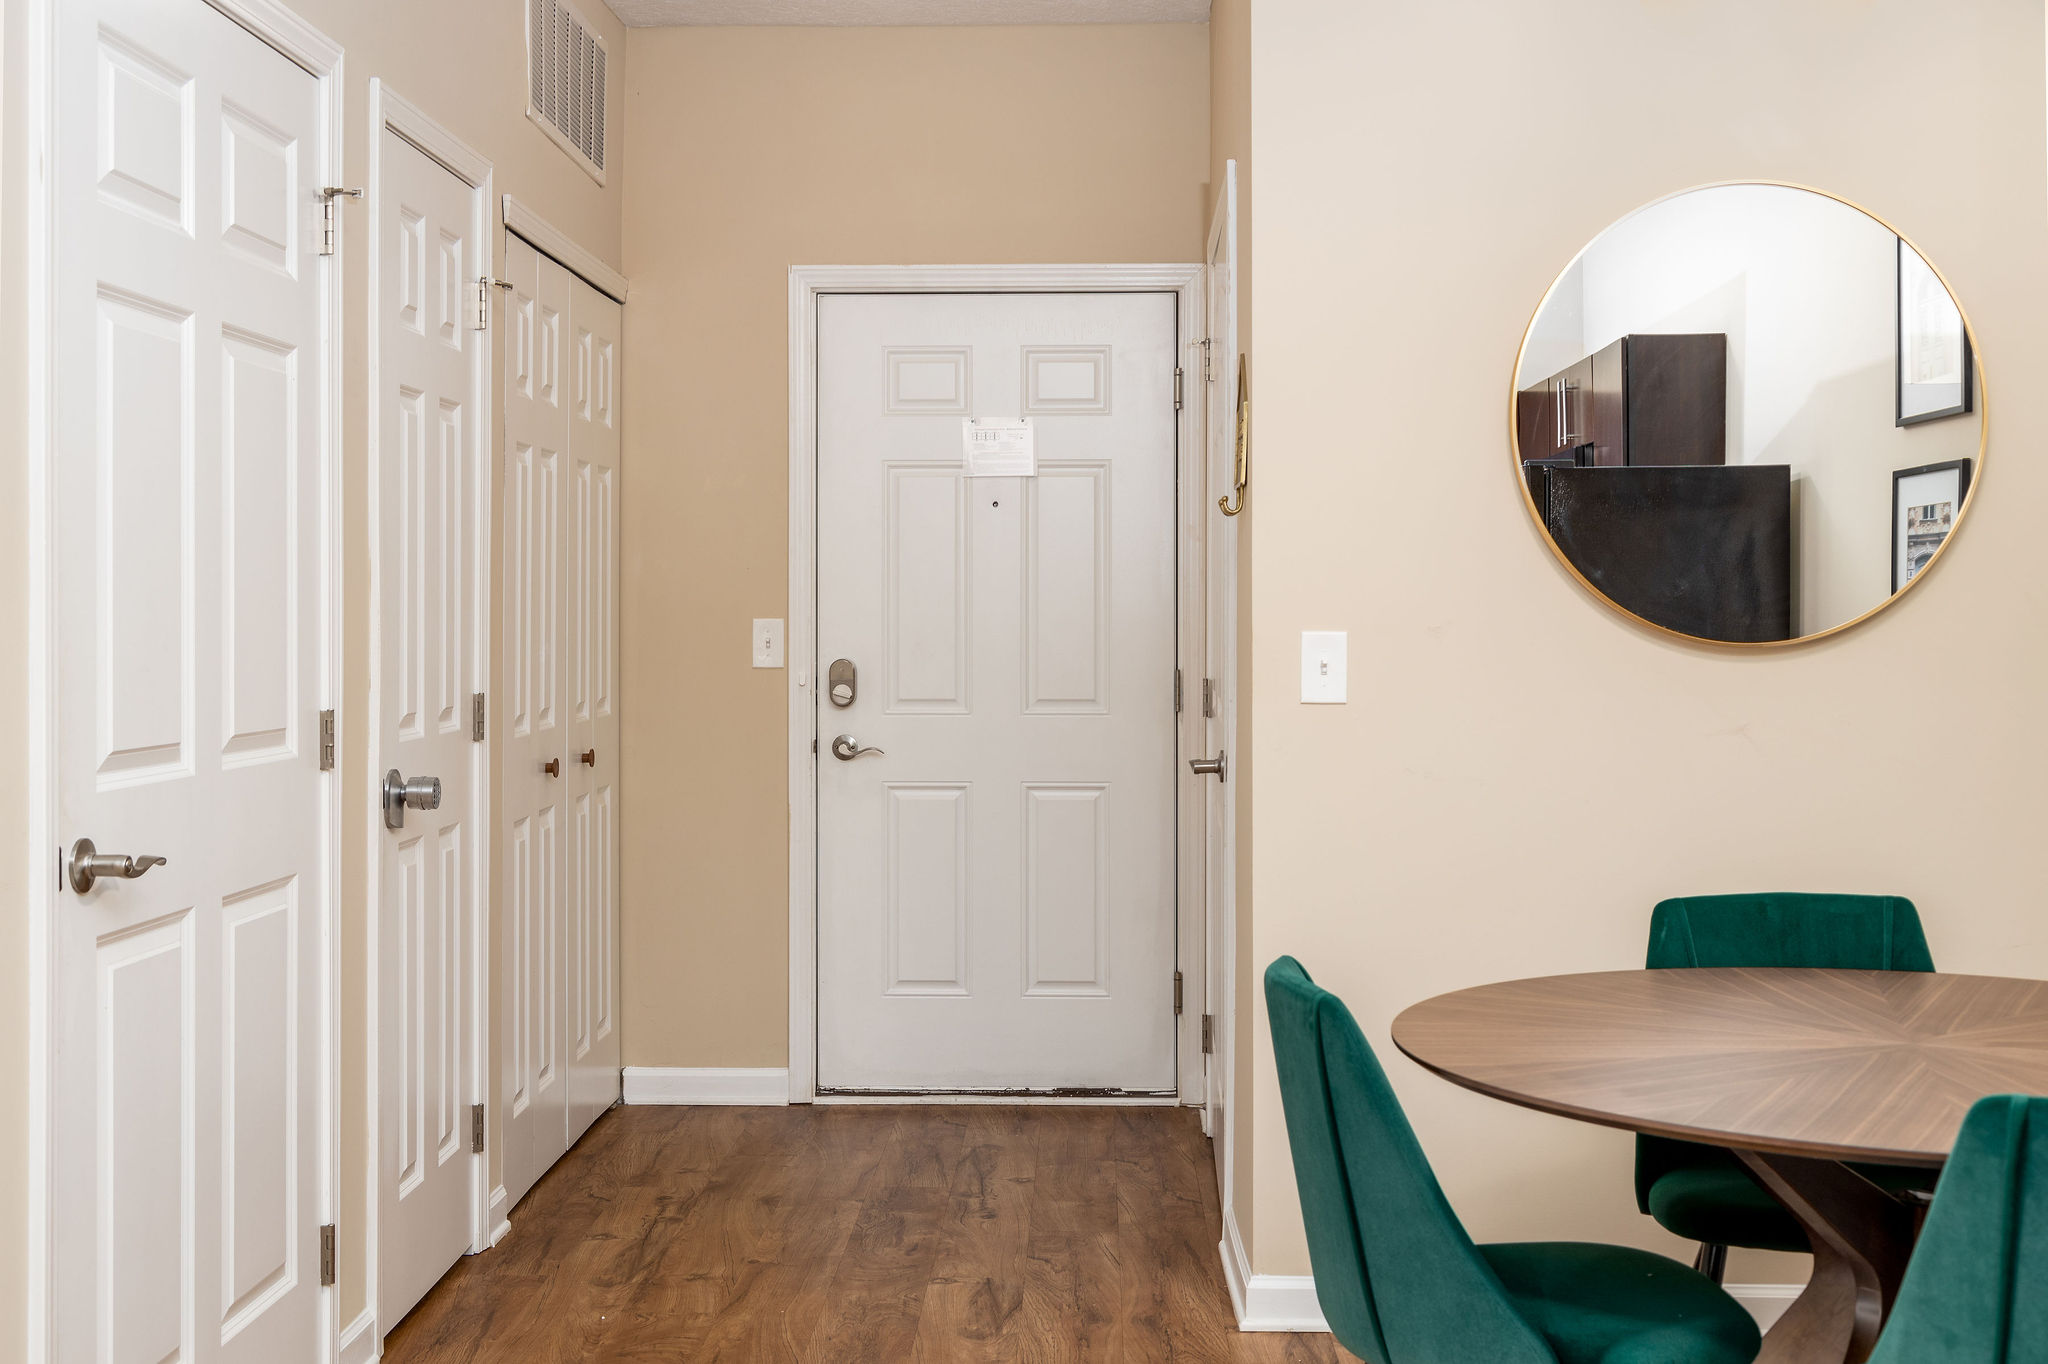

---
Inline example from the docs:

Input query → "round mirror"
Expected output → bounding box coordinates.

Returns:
[1514,183,1983,644]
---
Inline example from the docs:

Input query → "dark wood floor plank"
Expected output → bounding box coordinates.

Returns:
[381,1104,1346,1363]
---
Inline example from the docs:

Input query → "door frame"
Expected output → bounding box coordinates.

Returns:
[785,263,1208,1104]
[361,77,496,1340]
[1201,163,1241,1208]
[21,0,347,1359]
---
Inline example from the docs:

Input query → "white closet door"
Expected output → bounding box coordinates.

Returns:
[49,2,330,1360]
[564,276,623,1142]
[500,235,570,1209]
[373,126,483,1331]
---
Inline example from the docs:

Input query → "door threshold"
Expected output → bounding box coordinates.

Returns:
[814,1086,1181,1106]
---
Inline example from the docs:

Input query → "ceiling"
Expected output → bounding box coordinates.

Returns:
[601,0,1209,27]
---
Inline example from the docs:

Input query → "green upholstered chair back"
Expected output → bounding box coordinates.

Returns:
[1639,893,1935,1210]
[1644,893,1934,972]
[1868,1095,2048,1363]
[1265,957,1553,1364]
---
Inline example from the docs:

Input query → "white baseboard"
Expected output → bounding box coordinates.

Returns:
[622,1066,790,1105]
[1219,1208,1800,1335]
[1729,1282,1800,1329]
[1220,1207,1329,1332]
[338,1307,379,1364]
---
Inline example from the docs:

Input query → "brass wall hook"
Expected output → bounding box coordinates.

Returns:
[1220,356,1250,516]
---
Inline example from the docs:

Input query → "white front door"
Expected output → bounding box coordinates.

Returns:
[815,291,1181,1094]
[373,125,483,1329]
[500,237,622,1207]
[50,1,332,1360]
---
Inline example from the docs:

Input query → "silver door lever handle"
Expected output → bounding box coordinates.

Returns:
[68,838,168,894]
[830,735,885,761]
[1189,751,1228,782]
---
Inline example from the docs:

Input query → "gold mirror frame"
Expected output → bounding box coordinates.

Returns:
[1508,180,1989,648]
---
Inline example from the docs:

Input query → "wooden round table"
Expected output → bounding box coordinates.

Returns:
[1391,968,2048,1364]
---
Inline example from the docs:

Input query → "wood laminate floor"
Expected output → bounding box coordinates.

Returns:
[382,1104,1345,1363]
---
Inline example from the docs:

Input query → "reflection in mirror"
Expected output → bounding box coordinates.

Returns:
[1515,183,1981,643]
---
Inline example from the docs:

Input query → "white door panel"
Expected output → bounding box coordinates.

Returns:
[52,2,329,1360]
[375,127,481,1330]
[564,276,623,1141]
[500,232,568,1209]
[502,241,621,1206]
[1203,165,1240,1203]
[816,292,1179,1093]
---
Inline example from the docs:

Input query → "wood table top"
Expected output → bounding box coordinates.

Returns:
[1390,968,2048,1166]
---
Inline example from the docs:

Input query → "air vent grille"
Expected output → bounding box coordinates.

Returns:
[527,0,607,180]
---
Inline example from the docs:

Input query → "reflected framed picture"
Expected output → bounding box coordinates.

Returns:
[1892,458,1972,591]
[1897,238,1973,425]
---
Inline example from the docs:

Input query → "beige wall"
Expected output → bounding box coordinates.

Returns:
[1245,0,2047,1290]
[1207,0,1258,1261]
[618,23,1211,1070]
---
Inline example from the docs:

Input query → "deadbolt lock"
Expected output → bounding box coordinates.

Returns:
[828,658,857,708]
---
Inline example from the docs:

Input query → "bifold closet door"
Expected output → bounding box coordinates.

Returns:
[563,276,623,1143]
[500,240,622,1212]
[500,233,570,1211]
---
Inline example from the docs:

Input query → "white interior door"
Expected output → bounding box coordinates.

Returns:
[1202,162,1240,1206]
[373,125,482,1329]
[815,291,1180,1094]
[49,1,331,1360]
[500,232,569,1209]
[563,276,623,1141]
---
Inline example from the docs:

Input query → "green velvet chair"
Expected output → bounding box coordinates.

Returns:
[1638,893,1936,1280]
[1868,1094,2048,1362]
[1265,956,1760,1364]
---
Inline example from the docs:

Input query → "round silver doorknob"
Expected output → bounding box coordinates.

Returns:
[1188,751,1228,782]
[382,769,443,830]
[830,734,885,761]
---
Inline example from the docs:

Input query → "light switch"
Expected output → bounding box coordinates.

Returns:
[1301,631,1347,703]
[752,618,785,669]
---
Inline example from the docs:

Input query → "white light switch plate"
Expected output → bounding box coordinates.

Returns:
[752,618,785,669]
[1301,631,1347,703]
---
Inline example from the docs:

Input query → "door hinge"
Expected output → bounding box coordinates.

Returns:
[1202,677,1216,720]
[319,1224,337,1286]
[1174,969,1184,1015]
[1173,366,1185,411]
[1200,337,1214,382]
[317,187,361,257]
[1201,1013,1215,1054]
[475,275,514,330]
[318,709,336,771]
[1175,668,1183,714]
[471,1102,486,1154]
[472,692,486,742]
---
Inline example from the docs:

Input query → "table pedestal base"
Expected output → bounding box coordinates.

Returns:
[1735,1151,1919,1364]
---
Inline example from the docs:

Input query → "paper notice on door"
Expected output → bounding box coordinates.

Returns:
[962,418,1036,477]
